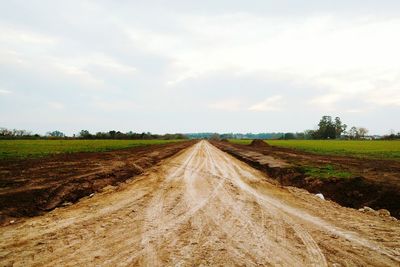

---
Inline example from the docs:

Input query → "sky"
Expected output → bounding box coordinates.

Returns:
[0,1,399,135]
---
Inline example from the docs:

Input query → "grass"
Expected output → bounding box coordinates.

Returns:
[299,165,353,179]
[228,139,400,160]
[0,139,185,159]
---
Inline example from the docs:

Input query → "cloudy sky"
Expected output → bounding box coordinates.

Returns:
[1,1,399,135]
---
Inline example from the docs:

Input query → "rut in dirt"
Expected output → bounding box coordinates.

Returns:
[0,141,399,266]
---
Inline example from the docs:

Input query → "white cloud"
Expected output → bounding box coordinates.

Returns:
[92,99,136,111]
[309,93,342,110]
[345,108,366,113]
[248,95,283,111]
[48,101,65,110]
[52,54,137,87]
[209,99,242,111]
[134,14,400,112]
[0,26,57,45]
[0,89,12,95]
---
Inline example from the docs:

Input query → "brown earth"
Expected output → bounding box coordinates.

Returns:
[250,139,270,147]
[0,140,399,266]
[0,141,194,225]
[211,140,400,218]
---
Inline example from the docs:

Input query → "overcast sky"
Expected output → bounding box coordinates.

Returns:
[1,1,399,135]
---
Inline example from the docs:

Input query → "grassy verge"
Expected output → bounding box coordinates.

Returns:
[299,165,353,179]
[268,140,400,160]
[0,139,185,159]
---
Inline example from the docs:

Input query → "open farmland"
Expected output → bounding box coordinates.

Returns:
[0,139,184,159]
[229,139,400,160]
[1,140,399,266]
[217,139,400,218]
[0,140,194,222]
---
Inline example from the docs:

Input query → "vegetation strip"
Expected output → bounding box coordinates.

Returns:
[0,139,185,159]
[229,139,400,160]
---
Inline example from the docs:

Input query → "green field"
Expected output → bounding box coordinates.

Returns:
[0,139,185,159]
[228,139,400,160]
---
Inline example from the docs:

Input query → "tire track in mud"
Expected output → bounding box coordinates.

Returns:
[216,146,400,264]
[207,144,328,267]
[203,142,327,266]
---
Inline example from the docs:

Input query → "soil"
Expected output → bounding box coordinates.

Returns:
[211,140,400,218]
[250,139,270,147]
[0,140,399,266]
[0,141,194,224]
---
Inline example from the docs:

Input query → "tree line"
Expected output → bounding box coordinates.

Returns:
[0,128,187,140]
[1,117,399,140]
[280,116,375,140]
[77,130,186,140]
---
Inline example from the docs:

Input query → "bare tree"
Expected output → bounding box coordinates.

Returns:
[349,127,358,139]
[358,127,369,138]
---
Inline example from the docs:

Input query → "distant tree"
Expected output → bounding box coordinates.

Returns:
[47,130,65,137]
[383,129,400,140]
[334,117,347,138]
[283,133,296,139]
[109,130,116,139]
[0,127,12,136]
[79,130,92,139]
[304,130,315,140]
[312,116,347,139]
[347,126,369,139]
[210,133,220,141]
[349,127,359,139]
[358,127,369,138]
[316,116,336,139]
[296,132,305,139]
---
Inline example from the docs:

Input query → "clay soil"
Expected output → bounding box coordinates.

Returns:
[0,141,194,225]
[212,140,400,218]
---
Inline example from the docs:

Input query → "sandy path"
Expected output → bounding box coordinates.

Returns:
[0,140,399,266]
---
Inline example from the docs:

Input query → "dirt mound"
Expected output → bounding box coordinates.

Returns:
[249,139,269,147]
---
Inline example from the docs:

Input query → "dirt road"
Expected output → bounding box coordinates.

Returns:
[1,141,399,266]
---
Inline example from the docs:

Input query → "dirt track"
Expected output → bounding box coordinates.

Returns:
[1,141,399,266]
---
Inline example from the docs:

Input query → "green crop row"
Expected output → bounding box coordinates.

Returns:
[228,139,400,160]
[0,139,185,159]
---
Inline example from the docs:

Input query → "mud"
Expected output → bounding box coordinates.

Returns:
[0,140,398,266]
[0,141,194,224]
[212,140,400,218]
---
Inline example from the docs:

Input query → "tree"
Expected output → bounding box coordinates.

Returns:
[283,133,296,139]
[210,133,220,141]
[358,127,368,138]
[349,127,359,139]
[109,130,116,138]
[334,117,347,138]
[304,130,315,139]
[317,116,336,139]
[312,116,347,139]
[79,130,92,139]
[47,130,65,137]
[0,127,12,136]
[296,132,305,139]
